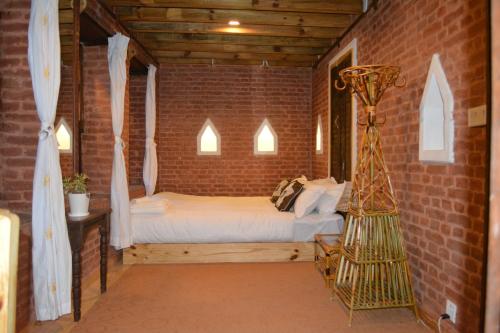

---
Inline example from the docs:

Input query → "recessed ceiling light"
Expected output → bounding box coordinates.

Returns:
[228,20,240,26]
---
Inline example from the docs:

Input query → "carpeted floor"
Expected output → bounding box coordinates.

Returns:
[68,262,429,333]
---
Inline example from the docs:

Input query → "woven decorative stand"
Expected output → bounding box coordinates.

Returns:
[333,65,418,326]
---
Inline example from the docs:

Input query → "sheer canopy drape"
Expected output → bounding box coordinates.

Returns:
[28,0,72,320]
[143,65,157,196]
[108,33,131,249]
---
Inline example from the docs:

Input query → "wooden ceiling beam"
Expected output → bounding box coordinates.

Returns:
[84,0,158,66]
[134,32,333,47]
[126,21,343,38]
[60,0,87,11]
[106,0,363,15]
[151,50,316,62]
[156,57,312,67]
[114,7,354,28]
[143,41,326,55]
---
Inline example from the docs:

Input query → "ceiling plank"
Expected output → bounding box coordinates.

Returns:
[143,41,326,55]
[59,9,73,24]
[59,0,72,9]
[60,0,88,11]
[61,44,73,53]
[127,21,343,38]
[151,50,317,62]
[60,23,74,35]
[134,32,333,47]
[60,35,73,44]
[156,57,313,67]
[106,0,363,14]
[115,7,354,28]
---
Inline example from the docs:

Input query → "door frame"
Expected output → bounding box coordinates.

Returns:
[327,38,358,180]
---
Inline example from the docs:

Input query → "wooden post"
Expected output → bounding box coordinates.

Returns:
[72,0,82,174]
[155,64,160,190]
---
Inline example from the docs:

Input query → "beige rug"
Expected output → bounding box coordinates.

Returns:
[67,262,429,333]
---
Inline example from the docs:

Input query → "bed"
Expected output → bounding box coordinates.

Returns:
[123,192,344,264]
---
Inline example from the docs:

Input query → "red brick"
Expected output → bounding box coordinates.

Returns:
[157,64,312,195]
[312,1,486,332]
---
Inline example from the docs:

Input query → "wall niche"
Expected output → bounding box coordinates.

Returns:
[419,53,454,164]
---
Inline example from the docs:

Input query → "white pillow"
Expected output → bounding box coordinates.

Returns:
[296,175,308,184]
[316,182,346,215]
[309,177,337,186]
[294,184,326,218]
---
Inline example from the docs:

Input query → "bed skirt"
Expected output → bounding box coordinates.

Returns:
[123,242,315,264]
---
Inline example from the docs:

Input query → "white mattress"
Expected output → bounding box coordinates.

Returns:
[131,192,344,244]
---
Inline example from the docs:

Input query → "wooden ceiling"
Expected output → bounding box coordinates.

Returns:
[104,0,364,67]
[60,1,114,66]
[59,0,76,65]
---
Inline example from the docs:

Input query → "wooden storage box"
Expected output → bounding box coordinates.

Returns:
[314,234,340,288]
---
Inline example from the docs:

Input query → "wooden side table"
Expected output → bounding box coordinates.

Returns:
[314,234,341,288]
[66,209,111,321]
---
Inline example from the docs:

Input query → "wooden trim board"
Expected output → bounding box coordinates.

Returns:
[123,242,314,264]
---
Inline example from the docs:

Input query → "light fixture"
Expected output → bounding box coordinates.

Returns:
[228,20,240,26]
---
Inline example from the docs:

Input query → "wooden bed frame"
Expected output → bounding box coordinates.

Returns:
[123,242,315,264]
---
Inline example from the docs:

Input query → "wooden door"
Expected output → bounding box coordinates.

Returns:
[330,55,352,182]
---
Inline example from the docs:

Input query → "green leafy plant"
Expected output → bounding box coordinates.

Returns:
[63,173,89,194]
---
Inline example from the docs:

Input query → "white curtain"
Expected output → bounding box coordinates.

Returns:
[108,33,131,249]
[28,0,72,320]
[143,65,157,196]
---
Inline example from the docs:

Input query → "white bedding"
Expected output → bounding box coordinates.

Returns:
[131,192,344,243]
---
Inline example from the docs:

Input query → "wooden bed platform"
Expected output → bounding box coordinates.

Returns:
[123,242,315,264]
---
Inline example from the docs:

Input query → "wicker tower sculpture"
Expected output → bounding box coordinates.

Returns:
[334,65,418,325]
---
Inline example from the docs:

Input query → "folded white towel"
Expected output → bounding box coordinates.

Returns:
[131,204,167,215]
[132,196,163,204]
[130,198,169,215]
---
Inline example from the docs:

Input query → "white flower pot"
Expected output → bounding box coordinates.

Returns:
[68,193,90,217]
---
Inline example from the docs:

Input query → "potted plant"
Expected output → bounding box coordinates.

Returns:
[63,173,90,217]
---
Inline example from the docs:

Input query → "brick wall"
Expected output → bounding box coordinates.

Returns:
[312,1,487,332]
[81,43,124,276]
[0,0,79,329]
[82,45,113,207]
[158,64,312,196]
[56,65,74,177]
[81,44,132,202]
[0,0,37,220]
[312,65,329,179]
[129,74,147,186]
[0,2,126,329]
[0,0,38,329]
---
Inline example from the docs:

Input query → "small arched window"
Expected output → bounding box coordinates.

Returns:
[55,117,72,153]
[197,119,221,155]
[419,54,454,163]
[316,116,323,154]
[254,119,277,155]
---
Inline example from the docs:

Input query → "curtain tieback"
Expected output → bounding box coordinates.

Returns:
[145,137,156,147]
[39,122,55,140]
[115,135,125,149]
